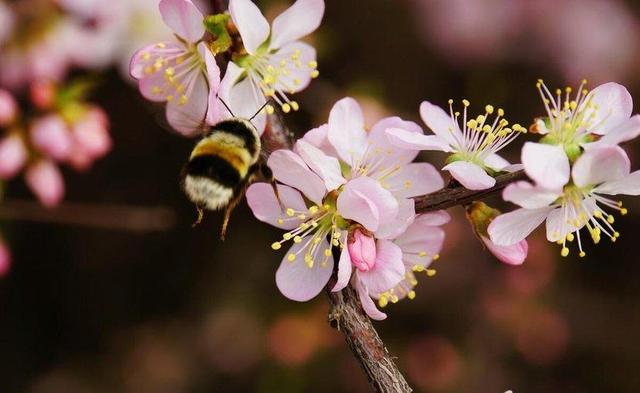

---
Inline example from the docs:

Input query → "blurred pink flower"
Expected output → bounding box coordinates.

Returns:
[218,0,324,131]
[25,160,65,207]
[130,0,219,136]
[405,335,462,391]
[30,114,73,161]
[0,1,15,46]
[0,88,17,126]
[30,81,57,110]
[0,236,11,277]
[0,133,27,179]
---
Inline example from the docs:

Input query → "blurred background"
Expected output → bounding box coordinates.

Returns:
[1,0,640,392]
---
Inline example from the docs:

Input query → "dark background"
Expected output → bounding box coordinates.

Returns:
[2,0,640,392]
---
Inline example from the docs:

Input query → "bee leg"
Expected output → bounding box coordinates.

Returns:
[220,194,243,240]
[260,163,284,209]
[192,206,205,227]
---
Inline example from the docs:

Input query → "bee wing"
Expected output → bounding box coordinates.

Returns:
[141,100,208,137]
[261,112,295,160]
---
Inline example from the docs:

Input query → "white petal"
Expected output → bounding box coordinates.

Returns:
[503,181,561,209]
[271,0,324,48]
[385,128,452,152]
[159,0,205,42]
[229,0,270,54]
[294,139,346,191]
[246,183,307,230]
[354,277,386,320]
[332,234,352,292]
[276,238,334,302]
[488,207,553,246]
[327,97,368,166]
[442,161,495,190]
[375,198,415,240]
[384,163,444,198]
[267,150,327,205]
[583,82,633,135]
[483,153,510,171]
[521,142,570,190]
[585,114,640,148]
[595,170,640,196]
[419,100,463,147]
[270,41,316,94]
[545,206,576,243]
[572,145,630,187]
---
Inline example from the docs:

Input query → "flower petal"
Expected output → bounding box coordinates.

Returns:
[419,100,462,148]
[0,134,27,179]
[327,97,368,166]
[337,177,399,232]
[414,210,451,226]
[229,0,270,54]
[218,62,267,134]
[585,114,640,148]
[159,0,204,42]
[584,82,633,135]
[203,44,222,125]
[357,240,404,295]
[246,182,307,229]
[25,160,65,207]
[332,234,352,292]
[271,0,324,48]
[384,163,444,198]
[294,139,346,191]
[595,170,640,196]
[442,161,495,190]
[545,205,580,243]
[275,238,334,302]
[483,153,510,171]
[267,149,326,205]
[503,181,561,209]
[481,236,528,265]
[165,67,209,136]
[488,207,553,246]
[521,142,570,190]
[572,145,630,188]
[375,198,415,240]
[270,41,316,94]
[385,128,452,152]
[394,216,446,268]
[354,277,386,320]
[366,117,424,170]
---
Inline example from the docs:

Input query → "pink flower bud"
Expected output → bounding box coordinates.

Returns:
[0,133,27,179]
[348,229,377,271]
[72,107,111,158]
[30,80,57,110]
[25,160,65,207]
[0,89,17,126]
[482,236,528,266]
[30,114,72,161]
[0,238,10,277]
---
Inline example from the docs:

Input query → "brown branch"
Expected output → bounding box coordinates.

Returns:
[415,170,528,213]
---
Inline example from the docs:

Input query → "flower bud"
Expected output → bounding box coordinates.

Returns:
[466,201,528,265]
[0,89,17,126]
[30,114,72,161]
[71,107,111,158]
[25,160,65,207]
[30,80,57,110]
[348,229,377,271]
[0,133,27,179]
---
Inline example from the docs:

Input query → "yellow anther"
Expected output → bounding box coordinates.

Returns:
[166,95,174,102]
[277,218,284,225]
[448,99,454,105]
[418,251,427,257]
[498,108,505,116]
[179,95,188,105]
[291,101,300,111]
[462,99,470,107]
[282,103,291,113]
[310,70,320,78]
[621,208,628,215]
[614,231,620,238]
[378,297,388,308]
[412,264,425,272]
[426,269,437,277]
[297,214,306,220]
[283,233,293,240]
[485,105,494,114]
[164,67,175,76]
[467,119,478,129]
[271,242,282,250]
[566,233,575,242]
[324,249,332,257]
[432,254,440,261]
[332,239,340,246]
[561,247,569,257]
[175,55,184,64]
[286,208,295,217]
[293,236,303,243]
[156,43,166,48]
[287,253,296,262]
[607,215,615,224]
[308,60,318,69]
[579,251,586,258]
[309,206,319,214]
[266,105,275,115]
[404,180,412,189]
[407,291,416,300]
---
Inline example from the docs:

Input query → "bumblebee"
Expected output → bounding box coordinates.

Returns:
[181,116,279,237]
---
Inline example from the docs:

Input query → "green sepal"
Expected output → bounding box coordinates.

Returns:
[204,13,232,54]
[466,201,501,237]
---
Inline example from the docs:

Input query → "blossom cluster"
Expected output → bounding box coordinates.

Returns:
[129,0,324,136]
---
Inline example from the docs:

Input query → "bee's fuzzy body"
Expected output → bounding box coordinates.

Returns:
[182,119,261,211]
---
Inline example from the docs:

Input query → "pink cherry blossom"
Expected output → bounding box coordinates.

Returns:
[0,133,27,179]
[130,0,220,136]
[534,80,640,152]
[25,160,65,207]
[30,114,73,161]
[0,89,17,126]
[489,144,640,257]
[386,99,525,190]
[219,0,324,132]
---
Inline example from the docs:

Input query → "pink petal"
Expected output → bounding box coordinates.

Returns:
[337,176,399,232]
[332,234,352,292]
[385,127,452,152]
[229,0,270,54]
[584,82,633,135]
[294,139,346,191]
[572,145,629,188]
[165,66,209,135]
[354,277,386,320]
[246,182,308,229]
[267,149,326,205]
[203,44,222,125]
[503,181,562,209]
[384,163,444,198]
[25,161,65,207]
[348,229,377,271]
[587,114,640,148]
[302,123,339,157]
[275,237,334,302]
[30,114,73,160]
[327,97,368,166]
[159,0,204,42]
[595,170,640,196]
[415,210,451,226]
[270,41,316,94]
[357,240,404,295]
[0,89,17,126]
[488,207,552,246]
[394,217,446,268]
[218,61,267,134]
[521,142,570,190]
[130,41,183,83]
[71,108,111,158]
[545,205,580,243]
[0,134,27,179]
[483,153,511,171]
[442,161,495,190]
[271,0,324,48]
[375,198,415,240]
[419,100,463,147]
[367,117,424,170]
[481,236,528,265]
